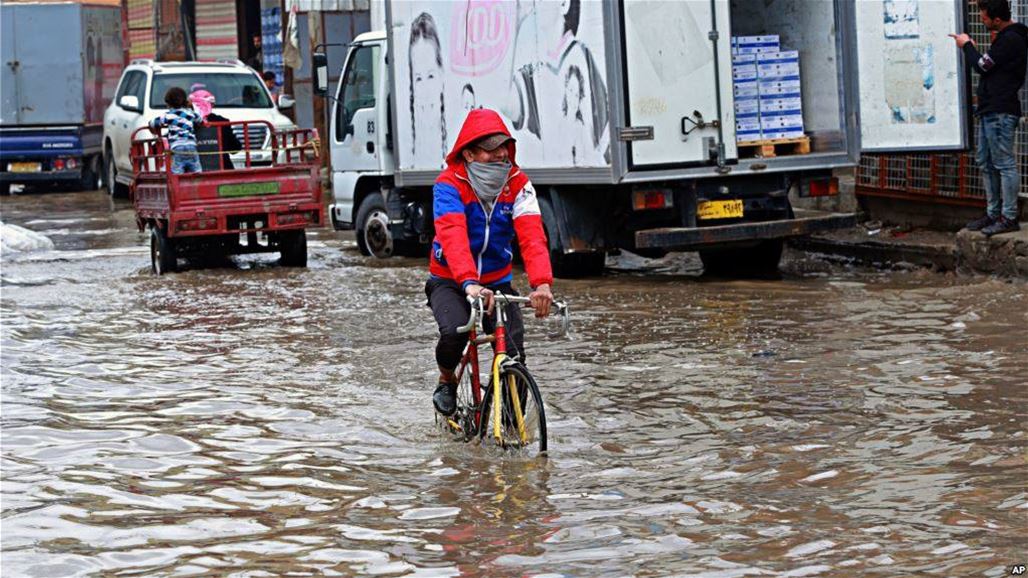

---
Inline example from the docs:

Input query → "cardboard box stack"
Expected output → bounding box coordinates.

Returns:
[731,36,805,143]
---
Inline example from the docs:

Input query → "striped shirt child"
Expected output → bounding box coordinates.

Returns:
[149,108,203,150]
[150,107,204,174]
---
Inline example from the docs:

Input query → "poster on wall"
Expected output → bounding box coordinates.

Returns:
[388,0,611,171]
[856,0,967,151]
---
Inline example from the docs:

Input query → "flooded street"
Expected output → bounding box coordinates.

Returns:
[2,190,1026,577]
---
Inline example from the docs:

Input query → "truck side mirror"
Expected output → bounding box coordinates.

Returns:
[313,52,328,97]
[277,94,295,109]
[119,95,141,112]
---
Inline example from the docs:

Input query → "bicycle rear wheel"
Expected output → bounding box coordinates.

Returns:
[479,362,547,456]
[437,361,481,441]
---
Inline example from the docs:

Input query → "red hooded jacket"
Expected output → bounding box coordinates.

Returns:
[429,109,553,290]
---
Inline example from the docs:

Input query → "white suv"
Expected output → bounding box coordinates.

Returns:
[102,59,296,196]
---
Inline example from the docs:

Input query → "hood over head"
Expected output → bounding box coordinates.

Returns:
[445,108,518,167]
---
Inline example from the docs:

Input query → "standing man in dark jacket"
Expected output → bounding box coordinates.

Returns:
[950,0,1028,236]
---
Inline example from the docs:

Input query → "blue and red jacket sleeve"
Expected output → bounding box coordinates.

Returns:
[511,180,553,288]
[433,180,480,288]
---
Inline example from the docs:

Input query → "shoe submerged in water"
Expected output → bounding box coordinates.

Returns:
[433,381,457,416]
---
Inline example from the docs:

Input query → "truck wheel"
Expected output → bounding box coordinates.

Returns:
[356,192,393,258]
[279,230,308,267]
[79,157,99,191]
[105,152,128,198]
[538,196,605,278]
[700,239,783,277]
[150,226,177,275]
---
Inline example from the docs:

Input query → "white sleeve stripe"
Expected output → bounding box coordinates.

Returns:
[512,183,541,219]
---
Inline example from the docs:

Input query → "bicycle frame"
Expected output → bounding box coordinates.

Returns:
[453,293,536,445]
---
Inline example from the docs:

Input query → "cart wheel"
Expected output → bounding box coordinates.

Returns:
[279,230,308,267]
[150,226,177,275]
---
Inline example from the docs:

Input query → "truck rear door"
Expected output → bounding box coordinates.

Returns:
[854,0,969,152]
[5,4,85,126]
[620,0,736,168]
[0,5,17,124]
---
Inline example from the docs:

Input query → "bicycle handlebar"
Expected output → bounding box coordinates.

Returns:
[457,295,487,334]
[456,292,570,337]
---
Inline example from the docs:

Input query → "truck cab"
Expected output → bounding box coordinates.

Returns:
[325,32,395,251]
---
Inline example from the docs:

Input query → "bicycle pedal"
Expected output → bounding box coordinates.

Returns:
[446,419,463,432]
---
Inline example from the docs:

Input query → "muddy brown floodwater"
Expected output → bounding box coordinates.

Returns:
[2,190,1026,577]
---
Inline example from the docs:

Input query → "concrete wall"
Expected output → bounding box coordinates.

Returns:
[858,195,1027,231]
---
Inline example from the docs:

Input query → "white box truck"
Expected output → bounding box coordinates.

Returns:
[315,0,968,276]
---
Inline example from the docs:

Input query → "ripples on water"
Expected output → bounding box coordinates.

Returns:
[2,192,1026,577]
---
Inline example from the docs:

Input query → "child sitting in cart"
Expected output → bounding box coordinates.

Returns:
[148,87,204,174]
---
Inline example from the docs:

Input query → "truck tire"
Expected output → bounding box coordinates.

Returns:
[356,193,393,258]
[538,196,605,278]
[105,152,129,198]
[279,230,308,267]
[79,157,99,191]
[700,239,783,277]
[150,226,177,275]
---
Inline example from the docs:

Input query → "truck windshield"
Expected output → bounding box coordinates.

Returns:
[150,73,272,109]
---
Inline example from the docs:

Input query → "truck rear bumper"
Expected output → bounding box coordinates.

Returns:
[0,169,82,183]
[150,203,324,238]
[635,209,856,250]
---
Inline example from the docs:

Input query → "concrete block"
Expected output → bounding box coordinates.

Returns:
[955,225,1028,277]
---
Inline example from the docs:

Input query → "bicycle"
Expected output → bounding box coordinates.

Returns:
[438,292,569,456]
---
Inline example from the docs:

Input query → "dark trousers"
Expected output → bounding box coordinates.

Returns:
[425,277,525,371]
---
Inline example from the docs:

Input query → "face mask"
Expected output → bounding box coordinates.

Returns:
[466,160,511,204]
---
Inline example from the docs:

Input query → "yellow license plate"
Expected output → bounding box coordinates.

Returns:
[8,162,41,173]
[697,199,743,220]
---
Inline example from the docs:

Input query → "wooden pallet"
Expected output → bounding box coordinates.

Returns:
[737,136,811,159]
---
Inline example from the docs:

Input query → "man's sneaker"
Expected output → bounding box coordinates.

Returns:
[965,215,996,231]
[981,217,1021,236]
[432,381,457,416]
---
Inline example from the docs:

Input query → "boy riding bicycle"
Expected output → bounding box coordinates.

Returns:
[426,109,554,416]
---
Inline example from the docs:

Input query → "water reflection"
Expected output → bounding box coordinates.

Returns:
[1,191,1025,576]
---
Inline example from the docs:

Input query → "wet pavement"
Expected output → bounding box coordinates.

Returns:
[2,190,1026,577]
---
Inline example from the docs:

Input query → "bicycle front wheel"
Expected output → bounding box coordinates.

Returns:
[479,362,547,456]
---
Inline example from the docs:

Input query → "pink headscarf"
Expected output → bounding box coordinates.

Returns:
[189,89,215,120]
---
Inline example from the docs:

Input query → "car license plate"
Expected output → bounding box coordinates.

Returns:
[8,162,41,173]
[697,199,743,220]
